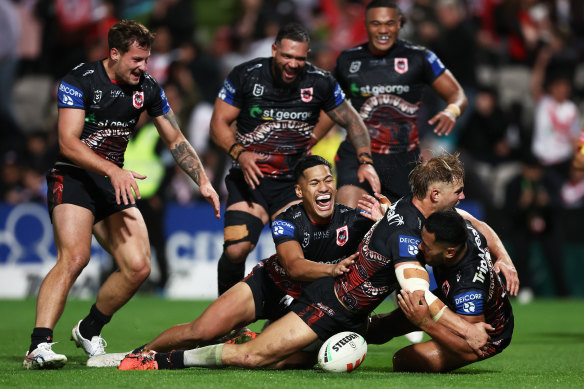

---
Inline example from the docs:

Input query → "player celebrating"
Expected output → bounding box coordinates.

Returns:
[324,0,467,206]
[23,20,220,370]
[391,210,513,372]
[211,23,380,295]
[117,153,515,371]
[88,155,374,367]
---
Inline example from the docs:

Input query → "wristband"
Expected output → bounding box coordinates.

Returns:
[358,152,374,165]
[228,143,246,161]
[444,104,461,119]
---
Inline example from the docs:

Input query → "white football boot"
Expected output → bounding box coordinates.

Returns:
[87,352,129,367]
[71,320,107,357]
[23,342,67,370]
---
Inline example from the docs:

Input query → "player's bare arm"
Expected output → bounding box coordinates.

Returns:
[394,261,491,355]
[210,98,264,189]
[276,240,354,281]
[58,107,145,205]
[428,70,467,136]
[574,148,584,170]
[153,110,220,218]
[310,111,336,148]
[456,208,519,296]
[398,290,484,359]
[326,101,381,193]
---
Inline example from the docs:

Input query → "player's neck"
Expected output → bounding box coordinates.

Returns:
[102,58,124,84]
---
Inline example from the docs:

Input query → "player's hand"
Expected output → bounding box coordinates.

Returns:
[397,290,432,329]
[200,181,221,219]
[464,321,494,357]
[494,257,519,296]
[331,252,358,277]
[428,110,456,136]
[358,194,384,221]
[110,168,146,205]
[357,164,381,193]
[238,151,265,190]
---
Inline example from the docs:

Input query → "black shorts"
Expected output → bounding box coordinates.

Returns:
[483,313,514,359]
[290,277,368,341]
[225,168,298,216]
[335,140,419,202]
[46,164,135,224]
[243,260,293,322]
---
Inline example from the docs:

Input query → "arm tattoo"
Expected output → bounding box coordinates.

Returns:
[327,102,370,150]
[170,141,203,185]
[163,110,180,130]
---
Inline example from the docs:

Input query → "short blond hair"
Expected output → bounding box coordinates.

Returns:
[409,152,464,200]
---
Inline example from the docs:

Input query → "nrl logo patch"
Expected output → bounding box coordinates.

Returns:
[300,87,313,103]
[394,58,408,74]
[253,84,264,97]
[93,90,102,104]
[349,61,361,73]
[336,225,348,246]
[132,91,144,109]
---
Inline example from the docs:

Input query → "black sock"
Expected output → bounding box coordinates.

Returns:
[217,253,246,295]
[29,327,53,353]
[155,350,185,370]
[79,304,112,339]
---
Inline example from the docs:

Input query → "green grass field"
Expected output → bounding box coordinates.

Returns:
[1,297,583,388]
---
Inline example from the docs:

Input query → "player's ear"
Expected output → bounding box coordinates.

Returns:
[271,43,278,57]
[295,184,302,199]
[110,48,120,62]
[430,187,440,203]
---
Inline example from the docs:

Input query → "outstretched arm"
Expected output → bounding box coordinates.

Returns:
[326,101,380,193]
[276,241,355,281]
[153,109,220,218]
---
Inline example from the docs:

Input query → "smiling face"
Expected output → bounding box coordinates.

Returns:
[272,38,309,86]
[295,164,336,223]
[434,178,465,211]
[365,6,402,53]
[109,41,151,85]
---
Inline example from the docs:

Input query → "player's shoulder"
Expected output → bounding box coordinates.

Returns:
[234,57,269,75]
[396,39,430,54]
[276,202,305,223]
[337,44,368,61]
[304,62,333,80]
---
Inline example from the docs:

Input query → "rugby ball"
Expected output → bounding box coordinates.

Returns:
[317,331,367,373]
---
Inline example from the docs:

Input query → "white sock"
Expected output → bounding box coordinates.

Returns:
[183,344,224,367]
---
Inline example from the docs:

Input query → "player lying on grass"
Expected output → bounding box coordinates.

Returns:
[116,154,508,371]
[88,155,376,367]
[367,210,513,372]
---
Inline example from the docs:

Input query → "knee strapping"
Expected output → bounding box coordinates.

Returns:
[223,211,265,248]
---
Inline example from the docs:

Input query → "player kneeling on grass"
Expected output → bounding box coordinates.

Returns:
[368,210,514,372]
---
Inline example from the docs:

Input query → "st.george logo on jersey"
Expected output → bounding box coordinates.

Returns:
[300,87,313,103]
[394,58,408,74]
[133,91,144,109]
[336,225,348,246]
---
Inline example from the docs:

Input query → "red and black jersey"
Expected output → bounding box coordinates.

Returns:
[218,57,346,178]
[332,195,425,314]
[56,61,170,168]
[334,40,446,154]
[432,221,513,342]
[266,202,373,298]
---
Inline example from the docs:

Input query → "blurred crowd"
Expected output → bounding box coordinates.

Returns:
[0,0,583,295]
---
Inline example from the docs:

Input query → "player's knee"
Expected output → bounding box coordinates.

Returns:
[223,211,264,262]
[61,253,91,278]
[120,256,151,284]
[238,350,270,369]
[186,320,218,343]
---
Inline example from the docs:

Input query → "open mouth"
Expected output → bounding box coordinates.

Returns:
[315,193,332,211]
[283,68,298,81]
[130,70,142,81]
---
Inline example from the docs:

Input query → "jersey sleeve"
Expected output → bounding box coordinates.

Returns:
[422,49,446,84]
[271,211,300,246]
[321,74,346,112]
[217,66,243,108]
[392,232,422,265]
[451,287,485,316]
[146,79,171,117]
[57,72,87,109]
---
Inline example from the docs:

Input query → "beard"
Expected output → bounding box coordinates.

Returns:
[272,61,304,90]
